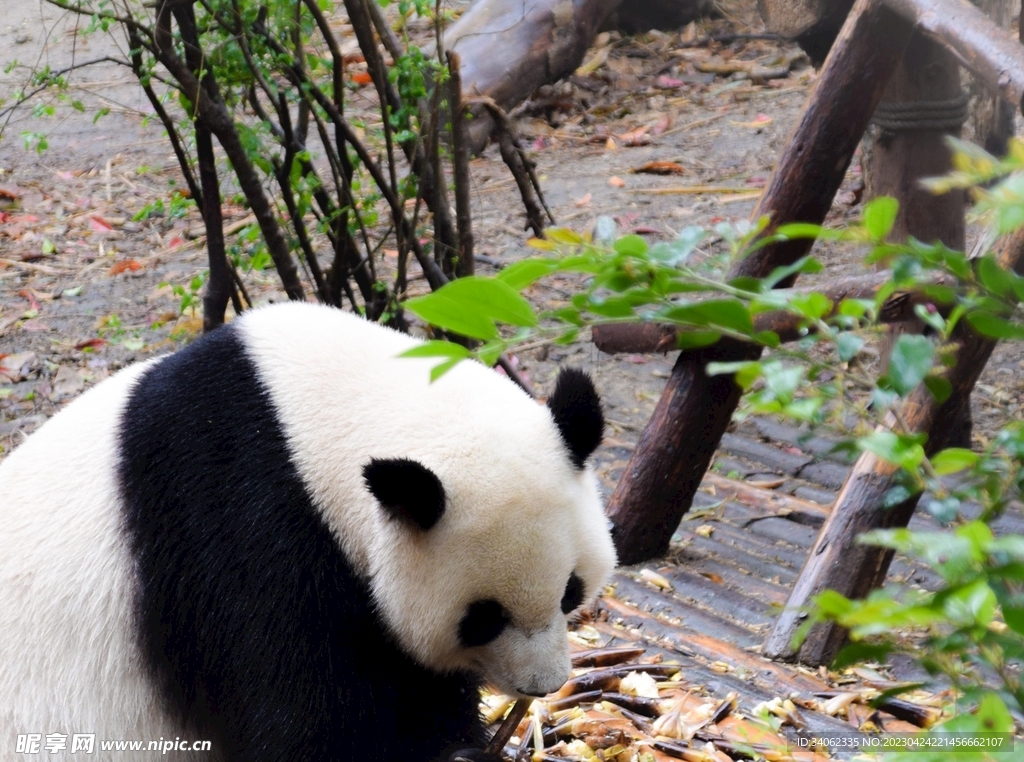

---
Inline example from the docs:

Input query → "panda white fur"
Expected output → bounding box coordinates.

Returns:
[0,302,616,762]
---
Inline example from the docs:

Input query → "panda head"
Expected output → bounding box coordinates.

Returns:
[362,368,616,698]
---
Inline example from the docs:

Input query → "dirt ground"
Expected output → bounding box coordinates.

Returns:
[2,0,1023,486]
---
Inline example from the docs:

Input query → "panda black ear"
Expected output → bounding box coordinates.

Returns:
[547,368,604,470]
[363,458,446,531]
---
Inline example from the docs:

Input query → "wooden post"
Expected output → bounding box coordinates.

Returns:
[764,224,1024,664]
[868,31,970,446]
[606,0,915,565]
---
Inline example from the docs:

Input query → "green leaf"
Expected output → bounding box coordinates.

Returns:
[661,298,754,335]
[613,234,648,257]
[885,334,934,395]
[976,255,1013,298]
[788,292,832,321]
[648,226,705,266]
[405,277,537,340]
[923,375,952,403]
[832,642,893,670]
[706,360,761,389]
[860,430,926,470]
[763,256,823,288]
[930,448,979,475]
[496,259,559,290]
[774,222,824,240]
[966,311,1024,340]
[399,341,473,360]
[863,196,899,241]
[675,329,721,349]
[398,341,474,381]
[836,332,864,362]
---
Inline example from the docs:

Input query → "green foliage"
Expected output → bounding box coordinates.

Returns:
[405,139,1024,749]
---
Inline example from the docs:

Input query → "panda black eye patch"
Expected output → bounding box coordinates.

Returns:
[459,600,509,647]
[561,572,585,614]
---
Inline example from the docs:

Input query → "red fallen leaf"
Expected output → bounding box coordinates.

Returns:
[342,53,365,65]
[89,216,114,232]
[7,214,39,224]
[631,161,686,176]
[75,338,108,350]
[608,176,626,188]
[785,446,805,456]
[700,572,725,584]
[166,236,185,249]
[18,289,40,311]
[573,193,592,207]
[109,259,143,275]
[0,212,8,224]
[655,75,685,89]
[708,216,725,224]
[0,186,20,200]
[383,249,399,258]
[351,71,373,86]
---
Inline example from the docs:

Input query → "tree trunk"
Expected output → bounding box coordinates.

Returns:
[445,0,623,153]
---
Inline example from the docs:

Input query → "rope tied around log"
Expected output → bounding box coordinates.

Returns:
[871,89,969,132]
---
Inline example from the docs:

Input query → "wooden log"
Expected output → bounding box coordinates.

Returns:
[445,0,623,153]
[966,0,1015,157]
[591,271,955,354]
[880,0,1024,112]
[764,223,1024,665]
[607,0,915,565]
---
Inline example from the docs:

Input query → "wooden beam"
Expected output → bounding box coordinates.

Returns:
[765,223,1024,664]
[606,0,915,564]
[880,0,1024,111]
[591,271,955,354]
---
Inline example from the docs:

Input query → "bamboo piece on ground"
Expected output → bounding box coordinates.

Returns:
[606,0,915,565]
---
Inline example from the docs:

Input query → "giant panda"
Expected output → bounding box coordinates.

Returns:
[0,302,617,762]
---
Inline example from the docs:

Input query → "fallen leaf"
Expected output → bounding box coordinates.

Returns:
[656,75,686,89]
[615,125,651,146]
[18,289,40,311]
[651,113,673,134]
[0,352,38,382]
[733,113,773,129]
[574,193,592,207]
[632,161,686,175]
[109,259,143,275]
[351,71,373,86]
[74,338,108,350]
[608,176,626,188]
[699,572,724,584]
[166,236,185,249]
[89,216,115,232]
[605,136,617,151]
[50,365,86,400]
